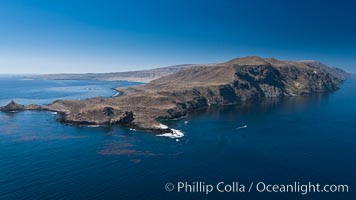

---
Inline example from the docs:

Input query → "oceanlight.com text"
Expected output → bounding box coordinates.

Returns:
[165,181,349,195]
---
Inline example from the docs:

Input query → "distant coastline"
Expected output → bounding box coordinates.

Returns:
[23,64,199,83]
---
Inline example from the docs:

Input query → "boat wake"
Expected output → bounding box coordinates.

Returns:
[236,125,248,130]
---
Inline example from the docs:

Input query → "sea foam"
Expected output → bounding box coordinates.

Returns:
[157,129,184,139]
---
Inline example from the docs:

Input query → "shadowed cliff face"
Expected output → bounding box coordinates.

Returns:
[0,56,348,134]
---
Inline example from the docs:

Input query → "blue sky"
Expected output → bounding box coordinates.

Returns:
[0,0,355,74]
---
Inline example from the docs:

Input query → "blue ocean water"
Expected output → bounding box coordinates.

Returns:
[0,77,355,200]
[0,76,142,106]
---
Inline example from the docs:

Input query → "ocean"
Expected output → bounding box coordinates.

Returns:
[0,77,355,199]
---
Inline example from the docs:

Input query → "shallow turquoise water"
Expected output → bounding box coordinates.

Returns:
[0,77,355,199]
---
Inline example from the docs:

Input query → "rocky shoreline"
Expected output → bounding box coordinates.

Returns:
[0,99,184,136]
[1,56,349,136]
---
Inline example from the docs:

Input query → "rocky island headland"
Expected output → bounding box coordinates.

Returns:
[1,56,349,136]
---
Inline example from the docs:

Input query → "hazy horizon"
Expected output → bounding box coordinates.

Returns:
[1,0,356,74]
[0,56,354,75]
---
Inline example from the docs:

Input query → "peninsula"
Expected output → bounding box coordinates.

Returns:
[1,56,349,136]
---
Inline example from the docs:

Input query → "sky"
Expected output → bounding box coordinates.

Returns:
[0,0,355,74]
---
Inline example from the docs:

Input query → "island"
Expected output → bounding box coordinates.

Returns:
[1,56,349,137]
